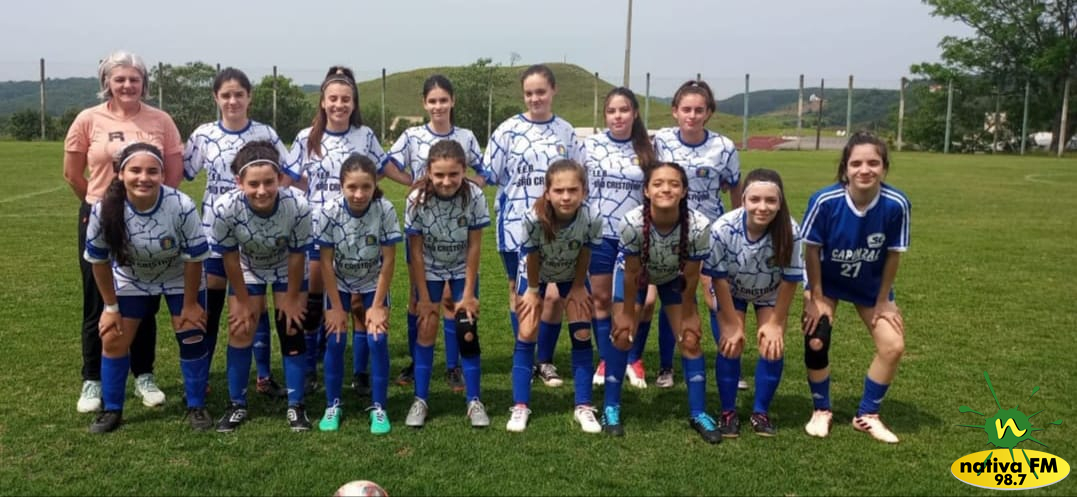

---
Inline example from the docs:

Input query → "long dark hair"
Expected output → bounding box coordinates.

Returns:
[605,87,655,168]
[423,74,456,125]
[307,65,363,159]
[837,131,890,185]
[534,159,587,242]
[639,162,690,289]
[742,168,794,268]
[102,142,164,266]
[340,153,383,200]
[408,140,472,217]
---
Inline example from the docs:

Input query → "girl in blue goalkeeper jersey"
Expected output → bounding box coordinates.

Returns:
[404,140,490,428]
[507,159,602,434]
[706,168,803,438]
[316,154,401,434]
[210,140,313,433]
[584,87,660,390]
[607,162,719,442]
[183,67,290,399]
[385,74,486,392]
[800,132,910,444]
[84,142,211,434]
[484,64,586,388]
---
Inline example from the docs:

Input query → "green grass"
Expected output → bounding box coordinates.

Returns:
[1,142,1075,496]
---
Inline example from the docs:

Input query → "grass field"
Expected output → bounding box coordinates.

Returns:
[0,142,1074,496]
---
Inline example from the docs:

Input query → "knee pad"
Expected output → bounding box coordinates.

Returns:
[569,322,592,348]
[302,293,324,332]
[455,309,481,358]
[175,329,207,360]
[804,316,832,370]
[276,315,306,357]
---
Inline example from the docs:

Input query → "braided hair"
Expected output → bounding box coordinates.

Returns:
[638,162,691,291]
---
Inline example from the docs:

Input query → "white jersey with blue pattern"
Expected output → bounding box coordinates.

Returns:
[617,205,711,285]
[404,181,489,282]
[483,114,585,252]
[84,186,209,296]
[801,183,911,305]
[183,120,289,220]
[284,126,387,212]
[315,197,403,294]
[653,127,741,221]
[520,204,603,284]
[584,132,646,239]
[208,188,313,286]
[384,125,484,181]
[704,208,805,305]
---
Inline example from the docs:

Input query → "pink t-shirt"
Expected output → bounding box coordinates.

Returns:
[64,101,183,203]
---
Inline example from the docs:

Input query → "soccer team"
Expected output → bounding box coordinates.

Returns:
[63,50,910,445]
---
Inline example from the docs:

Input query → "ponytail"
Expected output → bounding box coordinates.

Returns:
[103,142,165,266]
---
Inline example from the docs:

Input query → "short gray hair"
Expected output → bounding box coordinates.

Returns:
[97,50,149,100]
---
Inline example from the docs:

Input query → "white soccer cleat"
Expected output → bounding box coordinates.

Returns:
[804,409,833,438]
[852,414,899,444]
[466,399,490,428]
[77,380,102,413]
[134,373,166,407]
[506,404,531,432]
[574,405,602,434]
[405,398,428,428]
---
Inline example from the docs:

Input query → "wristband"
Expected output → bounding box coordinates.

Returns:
[525,286,540,295]
[104,303,120,313]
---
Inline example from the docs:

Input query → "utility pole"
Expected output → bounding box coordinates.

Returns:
[623,0,632,88]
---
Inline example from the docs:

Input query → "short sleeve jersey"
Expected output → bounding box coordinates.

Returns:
[704,207,805,305]
[800,183,911,306]
[83,186,209,296]
[208,188,313,286]
[283,126,387,211]
[584,132,646,239]
[519,204,603,284]
[404,182,490,282]
[617,205,711,285]
[315,197,403,294]
[653,127,741,222]
[483,114,586,252]
[384,125,485,180]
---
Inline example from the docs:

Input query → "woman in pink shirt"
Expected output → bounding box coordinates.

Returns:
[63,50,184,414]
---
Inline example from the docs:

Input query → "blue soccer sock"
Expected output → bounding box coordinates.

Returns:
[657,311,676,370]
[443,318,459,370]
[175,329,209,408]
[753,357,784,414]
[352,330,369,376]
[593,317,612,362]
[603,340,629,408]
[226,344,253,405]
[461,353,482,402]
[627,320,651,364]
[324,331,346,408]
[368,332,389,407]
[512,339,536,405]
[716,354,741,412]
[101,355,129,412]
[406,312,418,363]
[569,323,594,406]
[683,356,707,417]
[253,311,272,378]
[509,310,519,339]
[413,343,434,401]
[857,376,890,417]
[809,376,832,410]
[536,320,562,364]
[282,354,306,406]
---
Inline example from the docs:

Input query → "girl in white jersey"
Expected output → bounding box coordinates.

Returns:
[484,64,585,389]
[210,141,313,433]
[316,154,401,434]
[608,162,718,442]
[84,142,211,433]
[705,168,803,438]
[507,160,602,434]
[584,87,661,390]
[404,140,490,428]
[651,80,743,393]
[385,75,485,392]
[183,67,290,399]
[284,66,398,395]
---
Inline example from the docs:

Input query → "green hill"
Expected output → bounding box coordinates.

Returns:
[0,77,98,116]
[717,88,899,130]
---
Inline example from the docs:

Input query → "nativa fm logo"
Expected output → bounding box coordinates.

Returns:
[951,372,1068,490]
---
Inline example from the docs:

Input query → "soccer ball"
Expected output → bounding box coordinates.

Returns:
[333,480,388,497]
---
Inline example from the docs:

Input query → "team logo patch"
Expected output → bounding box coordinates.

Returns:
[557,144,567,158]
[568,240,581,250]
[867,233,886,249]
[365,235,378,246]
[631,156,640,166]
[159,236,176,250]
[457,216,468,227]
[696,167,713,178]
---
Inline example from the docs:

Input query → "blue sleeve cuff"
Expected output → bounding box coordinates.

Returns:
[469,220,490,230]
[405,228,422,235]
[84,244,110,261]
[284,168,302,181]
[687,254,707,261]
[381,236,403,246]
[183,242,210,258]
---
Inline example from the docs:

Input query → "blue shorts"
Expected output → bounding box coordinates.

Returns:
[228,280,310,296]
[587,237,619,275]
[516,275,589,299]
[415,278,477,303]
[117,291,207,320]
[204,257,226,278]
[612,267,683,305]
[325,290,389,312]
[729,297,774,313]
[307,244,321,262]
[500,251,519,281]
